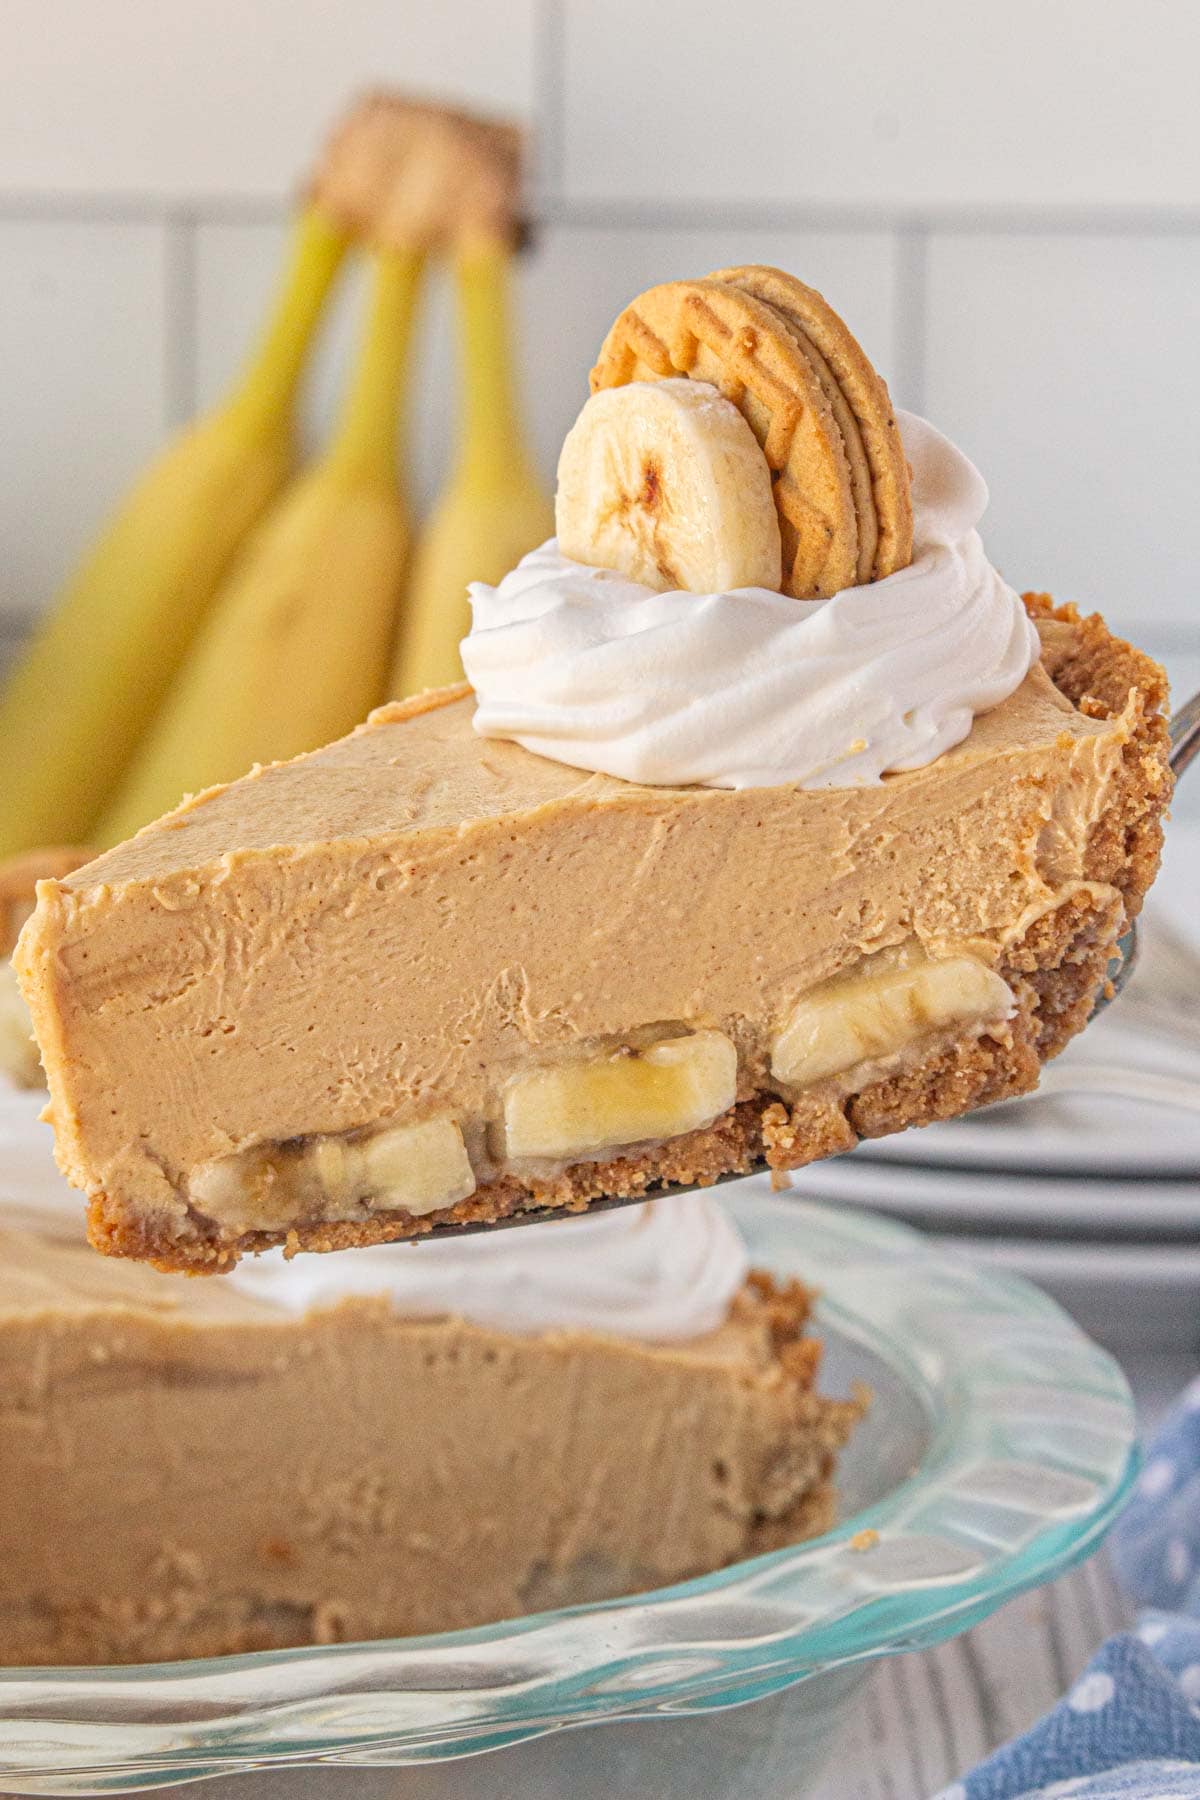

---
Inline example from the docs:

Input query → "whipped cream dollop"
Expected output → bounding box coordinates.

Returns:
[225,1196,749,1341]
[463,412,1039,790]
[0,1092,748,1343]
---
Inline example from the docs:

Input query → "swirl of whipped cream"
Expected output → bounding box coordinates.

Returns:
[462,412,1039,790]
[224,1195,749,1341]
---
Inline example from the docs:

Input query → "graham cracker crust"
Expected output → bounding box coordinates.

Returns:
[86,599,1172,1274]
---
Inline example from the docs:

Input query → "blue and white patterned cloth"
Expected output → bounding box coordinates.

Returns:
[934,1375,1200,1800]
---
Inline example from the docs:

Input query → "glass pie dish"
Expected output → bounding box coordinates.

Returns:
[1,1188,1137,1800]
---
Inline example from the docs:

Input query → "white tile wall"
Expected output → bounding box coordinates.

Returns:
[924,231,1200,643]
[0,1,537,199]
[1,0,1199,710]
[559,1,1200,209]
[0,220,170,617]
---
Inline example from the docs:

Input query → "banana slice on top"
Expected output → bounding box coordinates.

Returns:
[555,378,782,594]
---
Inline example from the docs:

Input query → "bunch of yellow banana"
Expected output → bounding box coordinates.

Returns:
[95,248,421,845]
[0,93,553,867]
[0,207,347,857]
[390,241,553,695]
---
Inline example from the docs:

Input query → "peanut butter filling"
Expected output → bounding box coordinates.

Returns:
[184,959,1011,1234]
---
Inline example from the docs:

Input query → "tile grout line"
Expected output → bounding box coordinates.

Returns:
[162,211,198,430]
[526,198,1200,237]
[893,223,929,414]
[10,191,1200,237]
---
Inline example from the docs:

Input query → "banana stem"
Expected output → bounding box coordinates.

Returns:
[326,247,425,482]
[452,242,538,489]
[226,206,349,434]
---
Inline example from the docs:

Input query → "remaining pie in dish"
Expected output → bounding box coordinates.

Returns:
[13,268,1172,1272]
[0,1136,860,1666]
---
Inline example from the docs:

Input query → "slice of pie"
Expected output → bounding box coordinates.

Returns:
[13,268,1172,1272]
[0,1155,860,1666]
[14,600,1168,1272]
